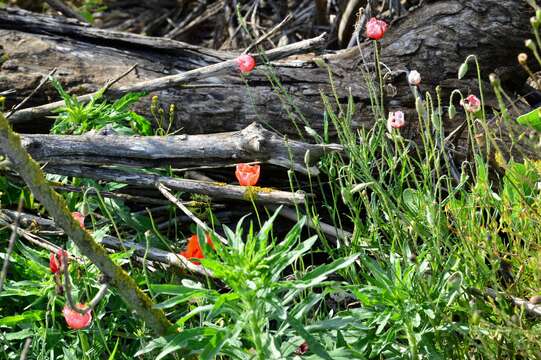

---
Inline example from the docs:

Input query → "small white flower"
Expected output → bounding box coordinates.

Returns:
[408,70,421,86]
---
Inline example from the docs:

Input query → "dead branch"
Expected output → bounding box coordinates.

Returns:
[18,123,341,175]
[43,164,309,205]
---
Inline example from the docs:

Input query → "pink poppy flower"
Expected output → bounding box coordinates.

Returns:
[63,304,92,330]
[236,54,256,74]
[387,111,406,131]
[460,94,481,113]
[366,18,388,40]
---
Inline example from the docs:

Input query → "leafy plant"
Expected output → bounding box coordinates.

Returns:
[138,208,359,359]
[49,77,151,136]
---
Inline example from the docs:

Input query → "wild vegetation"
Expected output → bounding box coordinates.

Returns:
[1,0,541,359]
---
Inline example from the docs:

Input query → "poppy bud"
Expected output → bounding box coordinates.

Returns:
[236,54,256,74]
[50,249,68,274]
[525,39,536,51]
[518,53,528,65]
[408,70,421,86]
[458,62,469,79]
[448,104,457,120]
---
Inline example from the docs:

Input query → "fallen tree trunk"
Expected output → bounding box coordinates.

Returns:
[18,122,341,175]
[0,1,534,144]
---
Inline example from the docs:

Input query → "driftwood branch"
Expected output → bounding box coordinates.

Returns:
[0,113,173,335]
[0,1,533,156]
[19,123,341,175]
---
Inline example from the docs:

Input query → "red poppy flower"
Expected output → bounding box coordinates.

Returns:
[235,163,260,186]
[49,249,68,274]
[63,304,92,330]
[72,212,85,229]
[180,234,215,265]
[366,17,388,40]
[236,54,256,74]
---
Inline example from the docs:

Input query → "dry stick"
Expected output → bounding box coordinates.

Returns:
[0,197,23,292]
[19,337,32,360]
[18,122,340,176]
[485,288,541,317]
[0,113,172,336]
[7,33,327,124]
[268,204,352,244]
[61,249,109,314]
[6,68,57,119]
[157,182,228,245]
[45,165,308,205]
[243,13,293,54]
[43,0,88,23]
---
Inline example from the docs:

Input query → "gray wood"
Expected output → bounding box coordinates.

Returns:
[44,164,308,205]
[19,122,342,175]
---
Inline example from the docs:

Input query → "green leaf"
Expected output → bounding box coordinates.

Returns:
[286,315,333,360]
[3,328,33,341]
[291,254,359,289]
[0,310,43,326]
[517,107,541,131]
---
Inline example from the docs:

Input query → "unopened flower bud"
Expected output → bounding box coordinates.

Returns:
[458,62,469,79]
[525,39,536,51]
[518,53,528,65]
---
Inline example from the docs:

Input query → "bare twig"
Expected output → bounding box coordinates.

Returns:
[6,68,57,119]
[244,13,293,54]
[19,338,32,360]
[157,183,228,245]
[0,197,24,292]
[44,0,88,23]
[268,205,353,245]
[45,164,308,205]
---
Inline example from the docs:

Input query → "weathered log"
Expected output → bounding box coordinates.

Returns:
[0,1,534,143]
[43,164,308,205]
[19,122,342,175]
